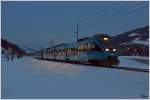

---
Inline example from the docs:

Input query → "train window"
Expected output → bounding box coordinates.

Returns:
[82,44,87,52]
[72,48,74,55]
[66,49,72,55]
[73,49,76,54]
[87,43,91,51]
[90,43,102,51]
[90,44,95,50]
[81,45,84,52]
[78,47,80,52]
[95,45,102,51]
[77,44,88,52]
[59,51,61,56]
[75,48,78,54]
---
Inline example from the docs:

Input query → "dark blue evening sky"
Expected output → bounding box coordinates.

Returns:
[1,1,149,49]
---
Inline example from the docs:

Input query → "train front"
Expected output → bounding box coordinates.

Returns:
[95,34,120,65]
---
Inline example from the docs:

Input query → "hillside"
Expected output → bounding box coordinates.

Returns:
[113,26,149,56]
[1,38,26,60]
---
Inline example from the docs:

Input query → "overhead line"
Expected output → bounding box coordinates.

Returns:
[101,5,148,25]
[79,3,146,24]
[87,5,148,29]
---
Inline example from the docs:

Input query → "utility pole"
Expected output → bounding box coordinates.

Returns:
[50,39,54,48]
[40,46,43,59]
[76,22,79,42]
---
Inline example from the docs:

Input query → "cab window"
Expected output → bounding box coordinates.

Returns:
[90,43,102,51]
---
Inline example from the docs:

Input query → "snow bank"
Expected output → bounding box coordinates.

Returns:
[128,32,139,37]
[119,56,149,69]
[119,56,149,60]
[129,37,149,46]
[1,57,149,99]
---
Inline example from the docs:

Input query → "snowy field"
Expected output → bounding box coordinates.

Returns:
[1,56,149,99]
[119,56,149,69]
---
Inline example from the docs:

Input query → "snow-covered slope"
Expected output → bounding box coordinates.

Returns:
[113,26,149,56]
[1,38,26,56]
[119,56,148,69]
[119,56,149,60]
[1,57,149,99]
[114,26,149,46]
[129,37,149,46]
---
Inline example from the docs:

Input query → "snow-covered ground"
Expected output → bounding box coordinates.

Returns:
[1,57,149,99]
[119,56,149,69]
[129,37,149,46]
[119,56,149,60]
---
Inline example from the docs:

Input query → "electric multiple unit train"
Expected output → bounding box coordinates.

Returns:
[34,34,120,66]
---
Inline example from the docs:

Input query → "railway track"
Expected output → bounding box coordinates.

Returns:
[110,66,149,73]
[35,58,149,73]
[76,62,149,73]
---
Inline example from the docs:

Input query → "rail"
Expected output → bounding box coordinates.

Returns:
[35,58,149,73]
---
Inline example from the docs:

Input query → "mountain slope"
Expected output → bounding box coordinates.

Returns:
[1,38,26,59]
[113,26,149,56]
[114,26,148,46]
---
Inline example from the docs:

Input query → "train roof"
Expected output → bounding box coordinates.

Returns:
[77,34,111,42]
[94,34,111,37]
[51,43,68,50]
[52,43,68,48]
[35,34,112,52]
[77,37,91,42]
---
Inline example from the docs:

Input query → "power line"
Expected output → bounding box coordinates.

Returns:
[78,2,123,24]
[85,5,148,30]
[101,5,148,25]
[78,2,145,24]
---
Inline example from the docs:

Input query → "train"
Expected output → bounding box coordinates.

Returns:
[34,34,120,66]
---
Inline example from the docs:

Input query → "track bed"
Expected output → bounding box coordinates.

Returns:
[35,58,149,73]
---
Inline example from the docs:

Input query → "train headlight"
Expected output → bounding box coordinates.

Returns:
[105,48,109,51]
[103,37,109,41]
[113,48,116,51]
